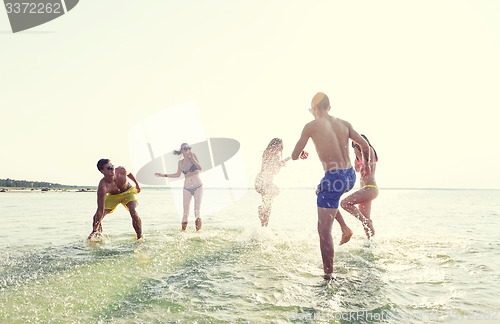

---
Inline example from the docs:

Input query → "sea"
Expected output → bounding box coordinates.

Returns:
[0,188,499,323]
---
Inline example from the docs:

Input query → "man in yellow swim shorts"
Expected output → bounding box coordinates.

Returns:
[87,159,143,241]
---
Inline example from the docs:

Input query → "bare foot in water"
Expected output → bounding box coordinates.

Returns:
[339,228,353,245]
[362,219,375,239]
[87,231,102,242]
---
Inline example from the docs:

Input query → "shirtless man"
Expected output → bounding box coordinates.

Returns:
[291,92,372,279]
[87,159,143,241]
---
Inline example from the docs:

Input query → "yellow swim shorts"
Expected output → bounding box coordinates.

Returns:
[105,187,138,213]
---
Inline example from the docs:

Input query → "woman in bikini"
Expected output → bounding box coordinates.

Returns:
[255,138,290,227]
[340,134,378,239]
[155,143,203,231]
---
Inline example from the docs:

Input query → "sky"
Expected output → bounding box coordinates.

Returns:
[1,0,499,189]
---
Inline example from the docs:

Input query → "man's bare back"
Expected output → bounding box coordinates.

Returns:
[292,93,370,173]
[305,116,354,171]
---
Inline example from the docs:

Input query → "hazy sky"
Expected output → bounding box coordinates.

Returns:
[1,0,499,189]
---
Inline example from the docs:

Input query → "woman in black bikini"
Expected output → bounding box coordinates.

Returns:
[155,143,203,231]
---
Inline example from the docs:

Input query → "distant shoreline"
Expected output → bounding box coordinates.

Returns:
[0,187,97,193]
[1,186,499,193]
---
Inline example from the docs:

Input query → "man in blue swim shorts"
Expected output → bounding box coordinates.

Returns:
[291,92,371,280]
[317,168,356,209]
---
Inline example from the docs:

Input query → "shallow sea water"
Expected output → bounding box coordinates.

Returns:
[1,188,499,323]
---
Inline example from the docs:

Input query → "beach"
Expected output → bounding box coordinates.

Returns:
[1,188,499,323]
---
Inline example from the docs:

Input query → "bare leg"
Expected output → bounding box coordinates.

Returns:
[262,207,270,227]
[340,188,377,238]
[317,207,337,278]
[335,211,353,245]
[258,205,265,225]
[194,187,203,231]
[359,200,372,220]
[260,184,278,227]
[259,193,273,227]
[256,185,266,226]
[182,189,192,231]
[316,188,351,245]
[258,194,271,227]
[359,200,373,238]
[127,201,142,239]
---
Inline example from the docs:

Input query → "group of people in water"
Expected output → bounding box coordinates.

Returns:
[87,142,204,241]
[255,134,378,239]
[87,92,378,280]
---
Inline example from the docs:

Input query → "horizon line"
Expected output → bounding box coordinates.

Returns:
[69,186,500,190]
[2,184,499,191]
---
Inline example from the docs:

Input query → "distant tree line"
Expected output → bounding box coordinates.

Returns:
[0,178,77,188]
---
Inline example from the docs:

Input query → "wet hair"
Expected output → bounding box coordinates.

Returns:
[352,135,378,161]
[173,143,189,155]
[97,158,110,171]
[312,92,330,110]
[265,138,283,151]
[263,138,283,159]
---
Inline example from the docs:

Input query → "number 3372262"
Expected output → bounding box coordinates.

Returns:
[5,2,62,14]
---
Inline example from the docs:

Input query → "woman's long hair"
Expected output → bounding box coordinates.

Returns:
[264,138,283,158]
[353,135,378,162]
[173,143,189,156]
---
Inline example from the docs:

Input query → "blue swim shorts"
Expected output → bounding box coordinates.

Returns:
[316,167,356,209]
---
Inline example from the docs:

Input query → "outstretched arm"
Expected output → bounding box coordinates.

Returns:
[154,161,182,178]
[88,183,106,240]
[273,156,292,171]
[291,125,310,160]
